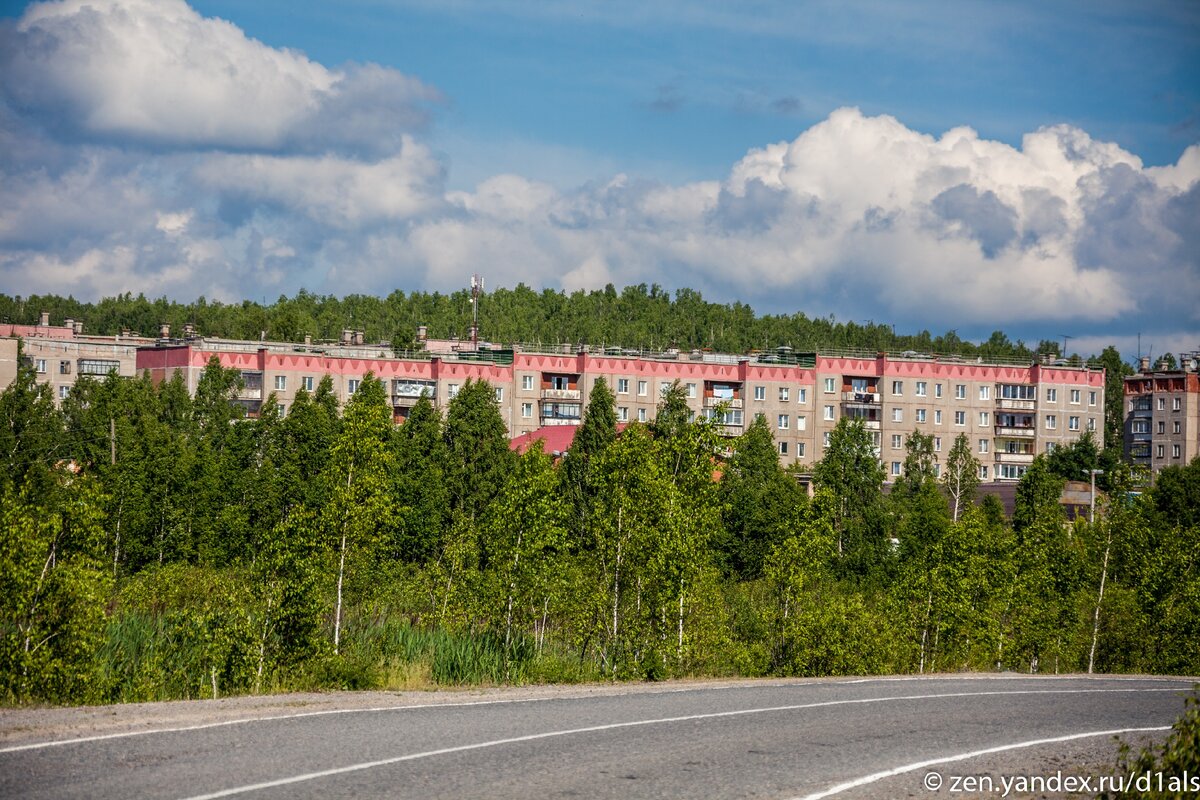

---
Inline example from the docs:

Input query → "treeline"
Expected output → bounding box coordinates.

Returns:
[2,358,1197,705]
[3,285,1075,359]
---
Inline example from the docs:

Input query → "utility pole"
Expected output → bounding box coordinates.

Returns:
[1060,334,1073,358]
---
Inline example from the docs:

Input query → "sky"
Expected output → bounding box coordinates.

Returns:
[0,0,1197,360]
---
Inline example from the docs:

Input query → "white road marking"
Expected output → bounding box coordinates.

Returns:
[1,675,1188,755]
[789,725,1173,800]
[175,687,1183,799]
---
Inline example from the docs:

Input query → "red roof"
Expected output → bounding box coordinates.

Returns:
[510,424,628,456]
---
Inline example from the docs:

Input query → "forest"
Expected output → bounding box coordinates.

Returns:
[0,285,1101,360]
[2,350,1197,706]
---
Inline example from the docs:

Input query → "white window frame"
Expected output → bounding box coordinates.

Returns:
[892,380,903,396]
[778,414,789,430]
[522,375,534,390]
[274,375,287,391]
[617,378,629,394]
[779,387,790,402]
[637,380,648,396]
[915,381,927,397]
[521,402,533,418]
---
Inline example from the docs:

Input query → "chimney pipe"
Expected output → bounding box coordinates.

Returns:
[1139,355,1150,373]
[38,310,50,327]
[159,323,170,339]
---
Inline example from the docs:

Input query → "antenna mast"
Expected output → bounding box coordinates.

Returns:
[470,273,483,350]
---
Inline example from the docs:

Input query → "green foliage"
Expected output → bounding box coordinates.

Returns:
[443,379,516,521]
[813,418,888,582]
[1103,691,1200,800]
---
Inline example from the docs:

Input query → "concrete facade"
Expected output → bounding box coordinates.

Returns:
[1123,353,1200,473]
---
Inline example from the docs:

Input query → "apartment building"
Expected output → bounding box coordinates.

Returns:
[1,313,151,401]
[2,314,1105,482]
[1123,353,1200,473]
[131,338,1103,483]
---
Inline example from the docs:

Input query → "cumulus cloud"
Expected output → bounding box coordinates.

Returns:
[0,0,439,154]
[0,0,1195,354]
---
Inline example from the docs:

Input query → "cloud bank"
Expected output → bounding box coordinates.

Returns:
[0,0,1196,352]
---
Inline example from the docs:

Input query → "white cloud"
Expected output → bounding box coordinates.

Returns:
[1,0,437,152]
[194,138,446,227]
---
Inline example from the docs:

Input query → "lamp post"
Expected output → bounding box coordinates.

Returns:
[1084,469,1103,523]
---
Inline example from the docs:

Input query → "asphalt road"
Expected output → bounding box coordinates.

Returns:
[1,675,1193,799]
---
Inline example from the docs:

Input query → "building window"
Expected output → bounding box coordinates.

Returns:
[979,411,990,426]
[778,414,789,430]
[617,378,629,394]
[347,379,360,395]
[78,359,120,375]
[754,386,766,401]
[1000,464,1028,480]
[891,434,903,449]
[1158,420,1166,434]
[1174,397,1182,411]
[521,403,533,418]
[823,431,832,447]
[35,359,47,373]
[798,387,807,403]
[779,441,788,456]
[274,375,287,391]
[955,411,966,425]
[979,385,990,400]
[1158,397,1166,410]
[495,387,504,403]
[1132,419,1149,434]
[1173,444,1182,459]
[1046,388,1057,402]
[797,415,806,430]
[916,408,926,423]
[892,380,903,396]
[779,387,790,402]
[824,377,836,393]
[637,380,648,396]
[638,408,647,422]
[659,382,673,397]
[916,381,927,397]
[447,383,460,399]
[617,406,628,422]
[955,384,966,400]
[1068,416,1080,431]
[277,404,286,417]
[891,461,902,476]
[1174,421,1182,434]
[797,442,806,457]
[979,439,989,454]
[979,465,989,480]
[59,385,70,400]
[686,383,697,399]
[935,410,943,425]
[1156,444,1165,459]
[1089,391,1097,406]
[824,405,835,421]
[1046,442,1056,454]
[1070,389,1081,404]
[1045,414,1057,430]
[935,383,943,398]
[1087,418,1096,432]
[934,436,942,452]
[892,407,903,422]
[59,360,71,375]
[303,376,314,392]
[522,375,534,390]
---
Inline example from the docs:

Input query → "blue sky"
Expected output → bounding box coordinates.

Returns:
[0,0,1197,359]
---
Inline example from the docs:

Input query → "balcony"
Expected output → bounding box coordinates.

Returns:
[703,396,743,409]
[1131,431,1152,441]
[238,371,263,401]
[541,388,581,401]
[861,420,881,430]
[995,452,1035,465]
[995,426,1035,438]
[1130,406,1153,418]
[996,398,1036,411]
[393,381,436,405]
[842,391,880,405]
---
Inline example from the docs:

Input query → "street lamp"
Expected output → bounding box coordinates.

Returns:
[1084,469,1104,523]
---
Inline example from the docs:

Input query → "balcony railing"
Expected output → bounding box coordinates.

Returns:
[841,391,880,405]
[996,398,1037,410]
[541,388,581,400]
[1130,407,1153,417]
[237,387,262,400]
[995,452,1035,464]
[703,397,743,409]
[995,426,1035,438]
[1131,432,1152,441]
[861,420,881,430]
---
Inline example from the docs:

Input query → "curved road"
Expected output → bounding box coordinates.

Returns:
[1,675,1193,799]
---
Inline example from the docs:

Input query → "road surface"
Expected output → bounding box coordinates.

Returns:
[1,675,1193,799]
